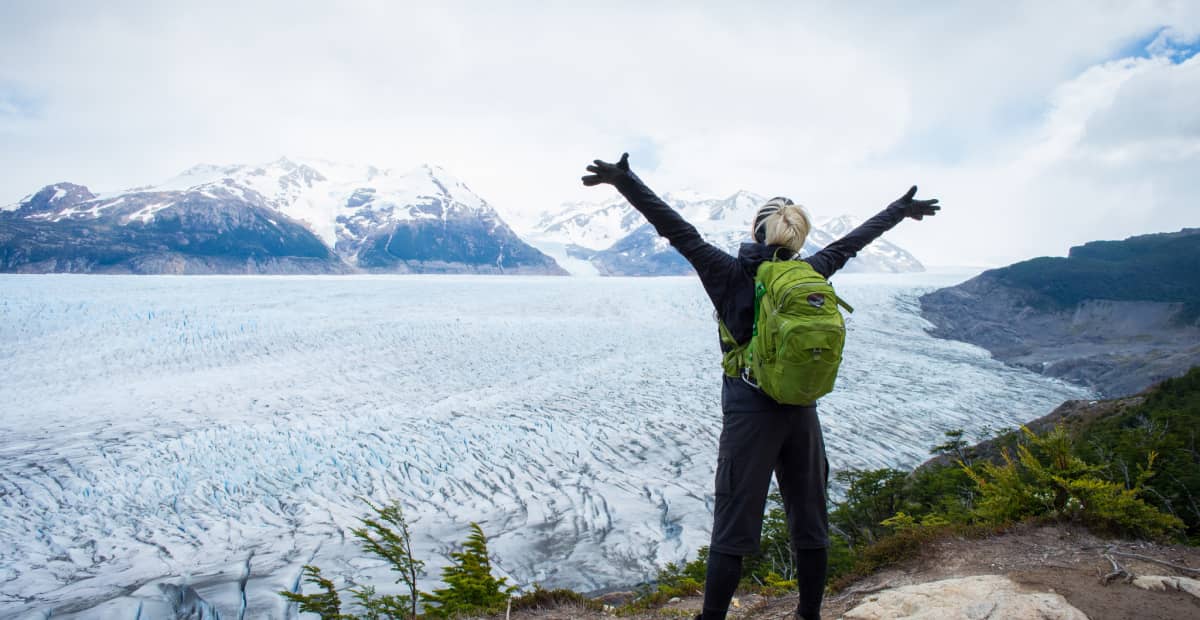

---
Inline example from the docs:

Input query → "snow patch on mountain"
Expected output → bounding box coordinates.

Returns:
[16,159,503,248]
[126,200,175,223]
[142,158,491,249]
[2,158,563,275]
[533,195,642,251]
[529,191,925,275]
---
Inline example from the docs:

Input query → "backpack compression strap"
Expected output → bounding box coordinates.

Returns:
[718,320,746,378]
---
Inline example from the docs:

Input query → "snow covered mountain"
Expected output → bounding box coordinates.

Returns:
[528,191,924,276]
[0,158,565,275]
[0,178,344,274]
[808,214,925,273]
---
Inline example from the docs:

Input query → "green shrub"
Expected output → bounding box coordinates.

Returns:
[617,548,710,614]
[421,523,517,617]
[279,500,424,619]
[824,532,855,584]
[902,455,977,523]
[280,504,519,619]
[509,585,603,612]
[280,565,353,620]
[964,425,1184,540]
[1076,367,1200,539]
[758,571,798,596]
[351,500,426,619]
[829,468,908,548]
[351,586,417,620]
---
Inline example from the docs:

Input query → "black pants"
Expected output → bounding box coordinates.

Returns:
[710,381,830,555]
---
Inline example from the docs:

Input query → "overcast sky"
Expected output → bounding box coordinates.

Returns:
[1,1,1197,266]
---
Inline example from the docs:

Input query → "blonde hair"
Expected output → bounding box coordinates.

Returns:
[764,204,811,253]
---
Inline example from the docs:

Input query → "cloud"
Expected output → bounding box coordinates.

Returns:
[1147,25,1200,59]
[0,1,1197,265]
[842,44,1199,266]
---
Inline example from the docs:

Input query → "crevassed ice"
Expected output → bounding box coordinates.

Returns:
[0,273,1089,618]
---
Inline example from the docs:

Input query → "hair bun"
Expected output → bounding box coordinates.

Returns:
[754,197,794,243]
[763,202,811,253]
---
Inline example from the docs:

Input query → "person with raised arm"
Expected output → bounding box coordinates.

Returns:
[582,153,940,620]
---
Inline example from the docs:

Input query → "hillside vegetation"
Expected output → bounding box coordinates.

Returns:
[919,228,1200,396]
[989,228,1200,323]
[823,367,1200,587]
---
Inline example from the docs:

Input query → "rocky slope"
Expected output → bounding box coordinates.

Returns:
[530,191,924,276]
[920,229,1200,397]
[0,159,565,275]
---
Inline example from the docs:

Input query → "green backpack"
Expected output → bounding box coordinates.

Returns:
[719,259,853,405]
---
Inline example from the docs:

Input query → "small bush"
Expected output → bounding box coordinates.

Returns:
[421,523,517,618]
[829,469,908,548]
[280,565,352,620]
[351,500,425,619]
[279,505,519,619]
[509,585,602,612]
[279,500,423,619]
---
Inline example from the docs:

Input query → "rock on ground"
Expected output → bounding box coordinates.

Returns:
[842,574,1087,620]
[1133,575,1200,600]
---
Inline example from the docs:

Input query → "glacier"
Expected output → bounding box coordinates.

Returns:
[0,272,1090,618]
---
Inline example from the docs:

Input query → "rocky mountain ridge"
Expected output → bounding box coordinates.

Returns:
[529,190,925,276]
[0,158,565,275]
[919,228,1200,397]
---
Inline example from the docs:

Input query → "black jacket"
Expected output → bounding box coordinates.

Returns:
[612,171,909,412]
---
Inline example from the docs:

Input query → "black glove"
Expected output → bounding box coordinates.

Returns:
[582,152,631,187]
[891,186,940,221]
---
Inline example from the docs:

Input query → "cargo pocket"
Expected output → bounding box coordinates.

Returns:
[715,455,733,497]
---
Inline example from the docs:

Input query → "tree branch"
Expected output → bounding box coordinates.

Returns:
[1107,550,1200,575]
[1101,553,1131,585]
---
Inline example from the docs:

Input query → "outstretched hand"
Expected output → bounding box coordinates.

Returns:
[582,153,631,187]
[891,186,941,221]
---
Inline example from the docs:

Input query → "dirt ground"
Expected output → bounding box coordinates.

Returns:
[809,522,1200,620]
[485,523,1200,619]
